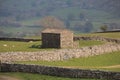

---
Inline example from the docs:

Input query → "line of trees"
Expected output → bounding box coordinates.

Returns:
[100,23,120,32]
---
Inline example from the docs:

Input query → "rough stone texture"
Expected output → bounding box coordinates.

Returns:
[0,43,120,62]
[0,37,41,42]
[74,36,120,44]
[1,63,120,80]
[0,36,120,80]
[42,28,73,48]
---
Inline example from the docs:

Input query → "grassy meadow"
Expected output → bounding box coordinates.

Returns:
[0,40,105,52]
[78,40,105,47]
[0,32,120,80]
[0,72,105,80]
[17,51,120,72]
[0,41,42,52]
[0,1,120,80]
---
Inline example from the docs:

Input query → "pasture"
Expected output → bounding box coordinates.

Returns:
[0,41,42,52]
[17,51,120,72]
[0,40,105,52]
[0,72,105,80]
[0,32,120,80]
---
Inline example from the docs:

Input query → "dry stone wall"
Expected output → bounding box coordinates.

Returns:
[1,63,120,80]
[0,43,120,62]
[0,36,120,80]
[74,36,120,43]
[0,37,41,42]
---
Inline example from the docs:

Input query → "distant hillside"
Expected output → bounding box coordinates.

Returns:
[0,0,120,37]
[0,0,120,20]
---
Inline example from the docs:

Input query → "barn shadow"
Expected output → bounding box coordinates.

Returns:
[29,44,42,49]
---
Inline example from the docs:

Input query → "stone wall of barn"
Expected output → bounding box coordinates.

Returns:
[60,31,73,48]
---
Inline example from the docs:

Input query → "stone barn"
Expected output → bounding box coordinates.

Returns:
[41,28,73,48]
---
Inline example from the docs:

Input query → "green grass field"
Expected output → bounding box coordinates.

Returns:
[17,51,120,72]
[0,1,120,79]
[78,40,105,47]
[0,33,120,79]
[0,72,106,80]
[0,41,42,52]
[0,40,105,52]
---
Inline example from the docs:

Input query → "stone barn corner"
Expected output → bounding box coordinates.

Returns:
[41,28,73,48]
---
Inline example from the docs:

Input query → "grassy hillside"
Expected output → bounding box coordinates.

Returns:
[17,51,120,72]
[0,32,119,79]
[0,40,105,52]
[20,7,115,26]
[0,41,42,52]
[1,7,120,37]
[1,0,120,20]
[51,7,113,20]
[21,7,116,29]
[1,32,119,52]
[0,0,120,37]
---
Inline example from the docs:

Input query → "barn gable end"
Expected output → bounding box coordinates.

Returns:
[41,28,73,48]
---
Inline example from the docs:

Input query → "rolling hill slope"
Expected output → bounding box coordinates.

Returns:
[0,0,120,37]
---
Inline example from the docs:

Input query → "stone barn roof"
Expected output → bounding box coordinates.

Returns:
[41,28,72,34]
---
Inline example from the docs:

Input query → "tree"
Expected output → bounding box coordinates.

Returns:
[39,16,65,29]
[100,25,108,32]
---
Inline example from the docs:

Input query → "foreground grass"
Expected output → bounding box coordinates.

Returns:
[0,40,105,52]
[17,51,120,72]
[0,72,106,80]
